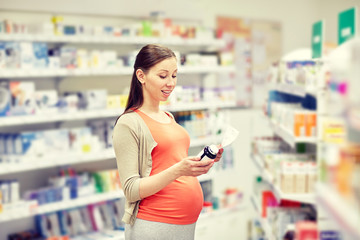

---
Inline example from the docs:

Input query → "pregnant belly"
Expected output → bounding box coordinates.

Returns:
[137,176,204,224]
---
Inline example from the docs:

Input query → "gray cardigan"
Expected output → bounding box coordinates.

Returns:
[112,111,157,225]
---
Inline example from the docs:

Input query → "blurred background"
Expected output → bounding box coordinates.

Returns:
[0,0,359,239]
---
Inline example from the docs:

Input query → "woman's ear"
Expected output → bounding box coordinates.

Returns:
[136,69,145,84]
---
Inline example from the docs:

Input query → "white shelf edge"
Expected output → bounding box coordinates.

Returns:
[268,118,317,147]
[0,108,124,127]
[270,83,318,98]
[251,153,265,172]
[316,183,360,239]
[0,148,116,175]
[0,191,124,223]
[251,153,274,183]
[271,184,315,205]
[0,34,225,47]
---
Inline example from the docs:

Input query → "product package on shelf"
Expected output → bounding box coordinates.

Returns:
[252,174,317,240]
[31,198,125,239]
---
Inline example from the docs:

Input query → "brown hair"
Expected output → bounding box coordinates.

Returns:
[115,44,176,124]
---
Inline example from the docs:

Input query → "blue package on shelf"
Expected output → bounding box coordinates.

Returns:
[0,134,4,163]
[19,131,41,157]
[0,80,11,117]
[5,42,21,68]
[64,25,76,35]
[267,90,316,116]
[66,176,78,199]
[45,187,57,203]
[302,93,317,110]
[33,42,49,68]
[320,230,343,239]
[107,199,125,231]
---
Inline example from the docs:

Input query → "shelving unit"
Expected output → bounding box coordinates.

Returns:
[0,11,238,239]
[0,34,225,47]
[0,100,236,127]
[313,37,360,239]
[0,191,124,223]
[250,50,320,239]
[0,136,218,175]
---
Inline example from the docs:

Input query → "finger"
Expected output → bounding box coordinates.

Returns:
[195,159,214,166]
[187,156,201,161]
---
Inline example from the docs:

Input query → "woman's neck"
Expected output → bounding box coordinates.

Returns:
[139,102,160,114]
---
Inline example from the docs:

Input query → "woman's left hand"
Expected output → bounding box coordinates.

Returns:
[214,145,224,162]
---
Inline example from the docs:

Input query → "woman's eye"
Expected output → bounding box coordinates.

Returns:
[160,75,167,79]
[172,75,177,78]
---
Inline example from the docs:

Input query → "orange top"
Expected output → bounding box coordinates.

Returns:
[135,110,204,225]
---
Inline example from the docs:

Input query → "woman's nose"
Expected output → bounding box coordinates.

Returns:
[166,77,176,86]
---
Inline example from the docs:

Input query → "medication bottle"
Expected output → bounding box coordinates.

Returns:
[197,144,219,161]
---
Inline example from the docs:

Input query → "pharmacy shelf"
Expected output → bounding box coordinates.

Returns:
[0,34,225,47]
[316,183,360,239]
[271,182,315,205]
[251,153,274,183]
[0,136,217,176]
[0,65,235,78]
[0,148,116,175]
[250,195,275,240]
[0,102,237,127]
[251,153,315,205]
[0,191,124,223]
[0,108,124,127]
[0,68,133,78]
[268,118,317,148]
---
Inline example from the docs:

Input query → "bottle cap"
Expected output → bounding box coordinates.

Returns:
[208,144,219,155]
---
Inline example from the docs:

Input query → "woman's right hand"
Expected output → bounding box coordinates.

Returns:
[174,156,214,178]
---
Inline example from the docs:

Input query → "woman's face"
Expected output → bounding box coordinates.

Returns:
[140,57,178,103]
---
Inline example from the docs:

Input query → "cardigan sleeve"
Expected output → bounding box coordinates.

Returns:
[113,118,142,203]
